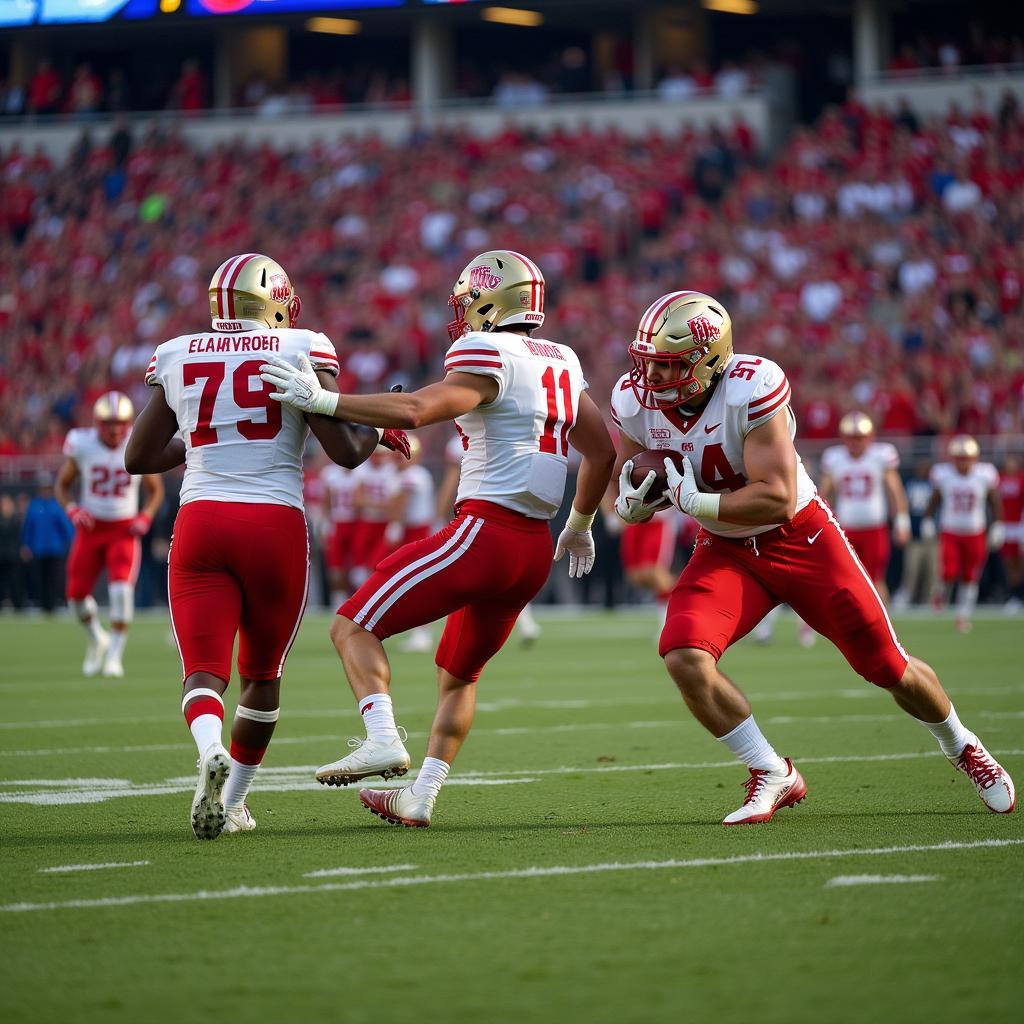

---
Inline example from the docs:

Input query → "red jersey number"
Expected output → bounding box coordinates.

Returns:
[539,366,575,457]
[184,359,283,448]
[89,465,131,498]
[701,443,747,492]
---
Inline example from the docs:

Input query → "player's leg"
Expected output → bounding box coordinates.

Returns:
[660,540,805,825]
[954,534,986,633]
[101,533,141,678]
[932,531,959,611]
[65,530,108,675]
[783,502,1014,813]
[230,505,310,826]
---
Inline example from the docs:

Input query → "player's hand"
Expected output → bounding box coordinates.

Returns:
[920,517,937,540]
[379,428,411,460]
[893,513,911,547]
[129,513,153,537]
[384,520,403,545]
[614,460,657,525]
[664,456,721,521]
[988,521,1005,551]
[66,504,95,531]
[260,354,338,417]
[554,525,596,579]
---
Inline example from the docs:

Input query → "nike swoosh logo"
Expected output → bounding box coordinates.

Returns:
[807,529,823,544]
[704,423,721,433]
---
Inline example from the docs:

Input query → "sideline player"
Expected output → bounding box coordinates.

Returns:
[261,249,616,827]
[819,411,910,605]
[612,291,1015,823]
[997,454,1024,612]
[56,392,164,677]
[924,436,1002,632]
[125,252,409,839]
[321,461,361,608]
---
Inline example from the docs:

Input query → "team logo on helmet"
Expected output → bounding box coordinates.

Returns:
[469,266,503,292]
[687,315,721,344]
[268,273,291,304]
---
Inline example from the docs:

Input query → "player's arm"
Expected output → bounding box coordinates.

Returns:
[554,393,616,578]
[920,484,940,539]
[54,457,79,511]
[124,388,187,474]
[436,464,461,521]
[883,467,911,545]
[987,482,1005,549]
[304,370,380,469]
[817,470,834,504]
[261,354,497,427]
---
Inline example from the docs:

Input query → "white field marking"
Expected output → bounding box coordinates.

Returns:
[4,684,1024,733]
[4,710,1022,760]
[3,839,1020,915]
[825,874,939,888]
[304,864,419,879]
[39,861,150,875]
[5,748,1022,807]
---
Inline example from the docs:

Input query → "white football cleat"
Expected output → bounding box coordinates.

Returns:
[190,744,231,840]
[316,736,411,787]
[722,759,807,826]
[101,653,124,678]
[223,803,257,834]
[517,610,541,647]
[952,743,1016,814]
[954,616,972,634]
[82,631,110,676]
[359,785,433,828]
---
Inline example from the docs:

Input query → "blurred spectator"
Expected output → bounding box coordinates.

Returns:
[658,66,698,102]
[68,64,103,117]
[169,60,206,113]
[20,483,72,613]
[26,60,61,116]
[0,493,25,610]
[492,72,548,108]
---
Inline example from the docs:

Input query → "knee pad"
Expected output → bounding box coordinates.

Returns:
[109,582,134,624]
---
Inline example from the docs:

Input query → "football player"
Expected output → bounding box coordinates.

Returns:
[320,461,361,608]
[56,392,164,678]
[612,291,1015,823]
[261,249,616,827]
[996,454,1024,612]
[125,253,409,840]
[923,436,1003,632]
[819,411,910,605]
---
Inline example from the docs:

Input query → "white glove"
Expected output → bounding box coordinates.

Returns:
[384,520,403,544]
[554,525,596,578]
[920,517,937,540]
[663,456,722,520]
[260,353,338,417]
[614,460,657,525]
[988,521,1005,550]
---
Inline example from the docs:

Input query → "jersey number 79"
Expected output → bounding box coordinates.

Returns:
[184,359,282,448]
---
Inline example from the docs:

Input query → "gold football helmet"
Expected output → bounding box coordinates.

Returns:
[839,412,874,437]
[93,391,134,448]
[628,291,733,410]
[448,250,545,342]
[948,434,980,459]
[208,253,301,329]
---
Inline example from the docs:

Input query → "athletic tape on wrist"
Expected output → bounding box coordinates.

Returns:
[566,506,596,532]
[181,688,224,714]
[235,705,281,724]
[687,491,722,520]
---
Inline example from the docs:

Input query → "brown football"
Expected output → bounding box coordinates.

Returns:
[629,449,687,511]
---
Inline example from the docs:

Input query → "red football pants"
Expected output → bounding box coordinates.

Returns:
[621,517,677,571]
[660,497,909,688]
[66,519,139,600]
[844,524,890,582]
[940,531,987,584]
[168,501,309,683]
[339,500,552,683]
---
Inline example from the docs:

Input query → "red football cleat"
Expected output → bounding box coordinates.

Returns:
[359,786,433,828]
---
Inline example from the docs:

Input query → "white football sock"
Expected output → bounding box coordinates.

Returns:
[518,603,539,632]
[719,715,788,774]
[189,715,223,757]
[957,583,979,619]
[73,597,105,641]
[359,692,400,742]
[920,705,978,760]
[107,631,127,660]
[224,761,259,811]
[410,756,449,801]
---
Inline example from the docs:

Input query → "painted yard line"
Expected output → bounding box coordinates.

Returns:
[825,874,939,888]
[304,864,419,879]
[6,683,1023,732]
[4,839,1020,915]
[39,861,150,875]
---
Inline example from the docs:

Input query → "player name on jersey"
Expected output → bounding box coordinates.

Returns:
[187,335,282,354]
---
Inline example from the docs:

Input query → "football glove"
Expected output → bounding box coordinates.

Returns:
[129,513,153,537]
[663,456,721,520]
[554,525,596,579]
[379,428,411,460]
[66,505,95,531]
[988,521,1005,550]
[614,460,657,525]
[260,353,338,417]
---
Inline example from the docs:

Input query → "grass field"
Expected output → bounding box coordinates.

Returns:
[0,609,1021,1024]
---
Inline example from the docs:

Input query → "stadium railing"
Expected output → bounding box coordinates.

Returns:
[857,64,1024,116]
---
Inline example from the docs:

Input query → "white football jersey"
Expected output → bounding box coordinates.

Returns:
[146,320,339,510]
[321,463,359,524]
[448,331,587,520]
[398,464,436,527]
[611,353,816,539]
[820,442,899,528]
[930,461,999,535]
[354,459,399,523]
[63,427,141,522]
